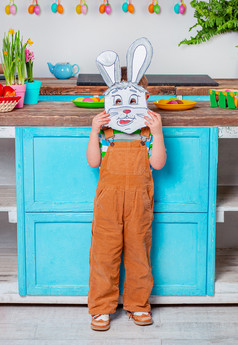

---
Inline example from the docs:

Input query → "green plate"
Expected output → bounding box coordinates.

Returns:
[72,99,105,108]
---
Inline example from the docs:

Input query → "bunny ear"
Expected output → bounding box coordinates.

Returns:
[127,37,153,84]
[96,50,121,87]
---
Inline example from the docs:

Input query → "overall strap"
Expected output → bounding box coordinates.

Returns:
[102,126,115,140]
[141,126,151,139]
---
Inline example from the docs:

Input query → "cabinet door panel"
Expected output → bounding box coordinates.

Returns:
[24,212,208,296]
[22,127,99,212]
[153,128,210,212]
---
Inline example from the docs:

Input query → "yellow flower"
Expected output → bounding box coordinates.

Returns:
[8,28,14,35]
[27,39,33,47]
[4,51,7,56]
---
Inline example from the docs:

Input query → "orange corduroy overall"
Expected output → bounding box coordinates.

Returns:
[88,126,154,315]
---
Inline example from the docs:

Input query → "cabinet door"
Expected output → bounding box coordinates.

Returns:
[153,127,210,212]
[25,213,92,295]
[20,127,99,212]
[24,213,208,296]
[150,213,208,295]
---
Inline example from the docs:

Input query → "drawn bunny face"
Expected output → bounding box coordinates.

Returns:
[96,37,153,134]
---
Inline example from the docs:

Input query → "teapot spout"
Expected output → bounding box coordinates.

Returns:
[47,62,55,74]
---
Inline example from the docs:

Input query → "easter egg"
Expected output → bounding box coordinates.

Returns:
[168,97,178,101]
[76,4,81,14]
[83,97,94,102]
[51,3,57,13]
[10,4,17,15]
[177,100,184,104]
[122,2,128,12]
[74,97,84,102]
[34,5,41,15]
[91,97,100,102]
[99,4,105,13]
[57,4,64,14]
[105,4,111,14]
[28,4,35,13]
[148,3,154,13]
[225,89,231,92]
[159,99,168,105]
[81,4,88,14]
[5,5,11,14]
[179,4,185,14]
[100,98,104,102]
[174,3,180,13]
[168,100,178,104]
[154,4,160,14]
[128,4,134,13]
[235,97,238,108]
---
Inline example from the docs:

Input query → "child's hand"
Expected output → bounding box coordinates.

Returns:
[144,110,162,136]
[92,111,110,134]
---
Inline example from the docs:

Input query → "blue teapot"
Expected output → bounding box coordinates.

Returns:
[47,62,79,79]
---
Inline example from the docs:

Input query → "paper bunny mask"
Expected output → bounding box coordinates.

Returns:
[96,37,153,134]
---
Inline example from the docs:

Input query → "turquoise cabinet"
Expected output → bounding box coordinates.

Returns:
[15,126,218,296]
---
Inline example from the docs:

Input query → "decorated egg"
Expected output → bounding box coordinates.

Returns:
[174,3,179,13]
[148,3,154,13]
[81,4,88,14]
[167,100,178,104]
[159,99,168,105]
[154,4,160,13]
[122,2,128,12]
[179,4,185,14]
[5,4,11,14]
[34,5,41,15]
[28,4,35,13]
[57,4,64,13]
[100,98,104,102]
[51,3,57,13]
[105,3,111,14]
[83,97,94,102]
[128,3,134,13]
[99,4,105,13]
[10,4,17,14]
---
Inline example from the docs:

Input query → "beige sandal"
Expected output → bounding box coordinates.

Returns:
[127,311,153,326]
[91,314,110,331]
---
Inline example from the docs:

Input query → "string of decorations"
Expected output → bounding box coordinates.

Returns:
[2,1,188,15]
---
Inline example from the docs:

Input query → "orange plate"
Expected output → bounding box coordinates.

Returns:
[154,100,197,111]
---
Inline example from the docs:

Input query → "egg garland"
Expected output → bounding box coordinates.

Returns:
[148,0,160,14]
[99,0,111,14]
[174,0,186,14]
[51,0,64,14]
[28,0,41,15]
[5,0,17,15]
[122,0,135,13]
[76,0,88,14]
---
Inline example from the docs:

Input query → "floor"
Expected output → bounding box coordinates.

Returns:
[1,305,238,344]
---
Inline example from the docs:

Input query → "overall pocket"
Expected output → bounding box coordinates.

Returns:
[107,147,147,175]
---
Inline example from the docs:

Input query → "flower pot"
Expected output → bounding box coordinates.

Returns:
[24,80,42,105]
[10,84,27,108]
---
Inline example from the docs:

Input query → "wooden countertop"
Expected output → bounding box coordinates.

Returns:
[38,78,238,96]
[1,101,238,127]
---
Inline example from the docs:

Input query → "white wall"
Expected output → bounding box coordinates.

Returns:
[1,0,238,78]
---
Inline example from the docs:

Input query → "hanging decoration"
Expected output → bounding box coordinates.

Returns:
[174,0,186,14]
[148,0,160,14]
[76,0,88,14]
[5,0,17,15]
[99,0,111,14]
[122,0,135,13]
[51,0,64,13]
[28,0,41,14]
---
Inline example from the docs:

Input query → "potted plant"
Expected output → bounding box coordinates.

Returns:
[24,40,41,105]
[1,28,27,108]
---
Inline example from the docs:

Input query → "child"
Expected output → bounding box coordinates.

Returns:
[86,39,167,331]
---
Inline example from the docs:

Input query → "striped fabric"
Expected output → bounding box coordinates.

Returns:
[99,128,154,170]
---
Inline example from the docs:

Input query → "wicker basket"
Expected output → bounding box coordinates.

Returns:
[0,96,21,112]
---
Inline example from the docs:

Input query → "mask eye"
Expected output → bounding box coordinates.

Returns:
[129,95,138,105]
[114,96,122,106]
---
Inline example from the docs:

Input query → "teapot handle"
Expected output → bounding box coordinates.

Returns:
[72,64,80,76]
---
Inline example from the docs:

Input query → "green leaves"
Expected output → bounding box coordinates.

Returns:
[179,0,238,46]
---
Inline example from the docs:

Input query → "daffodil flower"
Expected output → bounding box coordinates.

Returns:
[27,39,33,47]
[8,28,14,35]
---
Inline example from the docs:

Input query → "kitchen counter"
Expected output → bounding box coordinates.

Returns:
[1,101,238,127]
[38,78,238,96]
